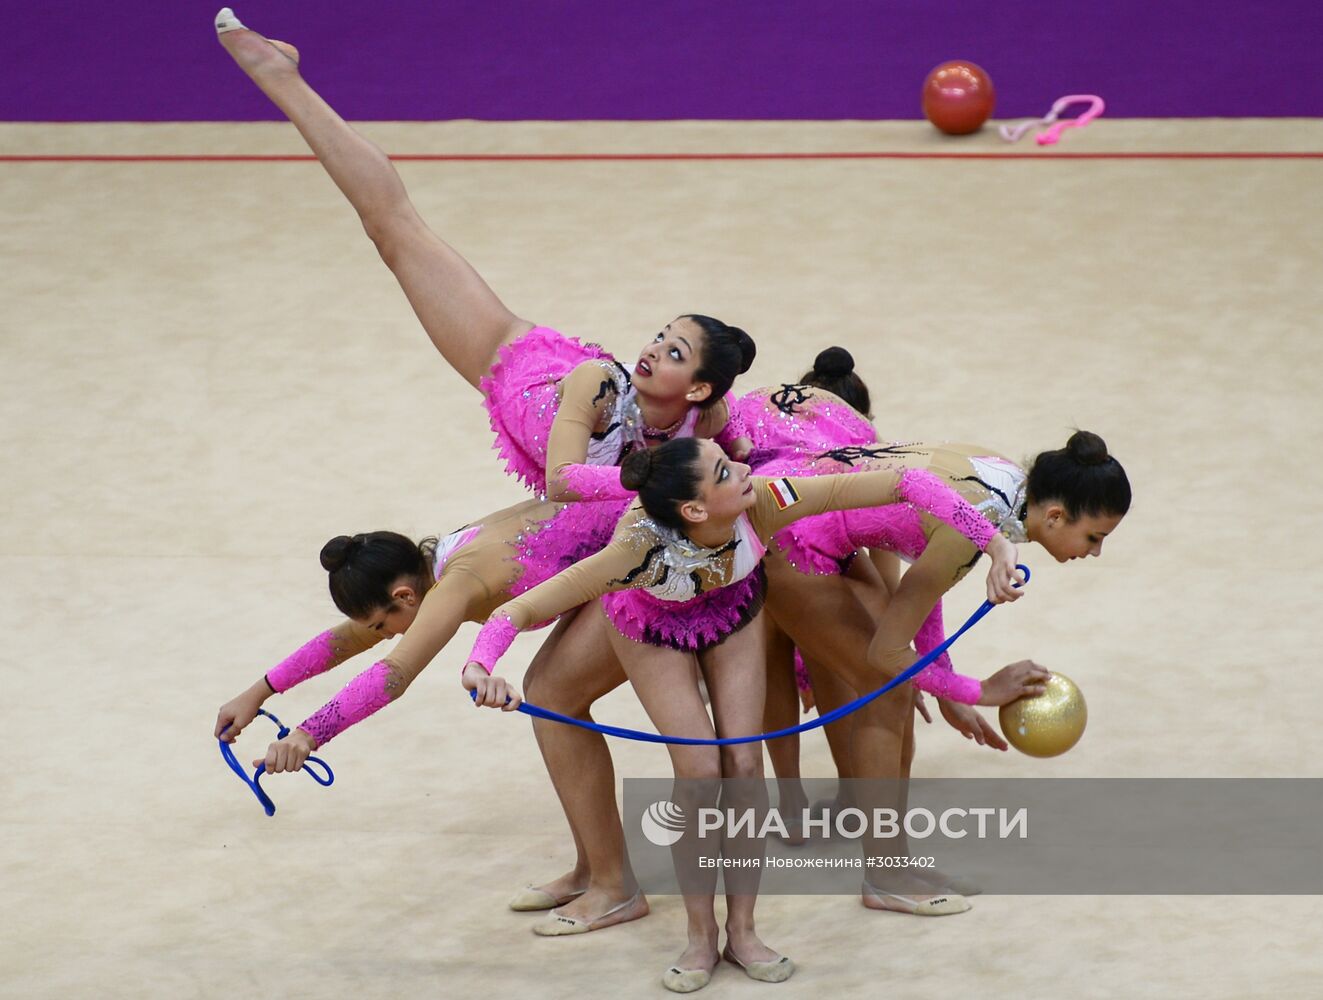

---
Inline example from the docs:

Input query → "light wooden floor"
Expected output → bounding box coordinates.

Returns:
[2,118,1321,998]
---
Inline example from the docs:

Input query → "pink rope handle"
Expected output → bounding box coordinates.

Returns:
[1037,94,1105,145]
[999,94,1105,146]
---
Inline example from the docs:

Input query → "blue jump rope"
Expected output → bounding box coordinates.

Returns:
[218,708,335,816]
[221,566,1029,814]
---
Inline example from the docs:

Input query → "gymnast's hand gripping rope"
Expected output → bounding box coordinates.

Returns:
[475,565,1032,746]
[217,708,334,817]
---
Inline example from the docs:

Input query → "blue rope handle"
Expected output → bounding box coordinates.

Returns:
[471,565,1030,746]
[217,708,335,817]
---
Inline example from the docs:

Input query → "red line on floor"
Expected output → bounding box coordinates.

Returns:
[1,151,1320,162]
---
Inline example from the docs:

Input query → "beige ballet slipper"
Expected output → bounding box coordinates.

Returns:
[722,945,796,983]
[662,966,713,994]
[530,891,649,936]
[861,881,971,916]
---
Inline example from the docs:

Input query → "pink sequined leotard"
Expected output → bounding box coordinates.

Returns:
[734,384,876,466]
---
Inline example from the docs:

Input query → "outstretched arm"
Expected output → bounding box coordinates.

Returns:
[750,469,1019,601]
[751,469,991,542]
[256,575,485,771]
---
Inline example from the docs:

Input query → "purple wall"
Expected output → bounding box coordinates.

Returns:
[3,2,1321,121]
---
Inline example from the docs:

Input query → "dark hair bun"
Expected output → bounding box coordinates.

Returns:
[320,534,358,573]
[733,327,756,375]
[813,346,855,378]
[620,449,654,492]
[1066,430,1110,466]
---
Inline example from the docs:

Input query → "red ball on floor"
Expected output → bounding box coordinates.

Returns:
[922,60,996,135]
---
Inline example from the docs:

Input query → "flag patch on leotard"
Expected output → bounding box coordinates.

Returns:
[766,478,800,510]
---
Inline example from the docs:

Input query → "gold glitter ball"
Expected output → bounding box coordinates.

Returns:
[998,671,1087,758]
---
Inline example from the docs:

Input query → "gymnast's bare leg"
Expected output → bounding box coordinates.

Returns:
[520,607,649,930]
[216,10,531,388]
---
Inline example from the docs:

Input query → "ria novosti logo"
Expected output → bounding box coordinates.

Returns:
[641,800,686,846]
[641,802,1029,843]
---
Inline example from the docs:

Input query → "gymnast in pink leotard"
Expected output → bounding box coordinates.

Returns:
[461,436,1018,990]
[758,431,1131,914]
[214,11,754,502]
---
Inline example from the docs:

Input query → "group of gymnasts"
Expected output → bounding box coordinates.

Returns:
[210,10,1132,993]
